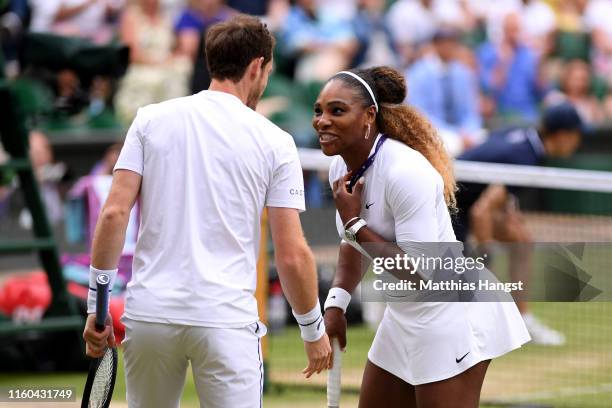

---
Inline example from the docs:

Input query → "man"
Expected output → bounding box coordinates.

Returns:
[477,12,548,123]
[453,102,584,346]
[83,15,331,408]
[279,0,357,81]
[407,28,483,151]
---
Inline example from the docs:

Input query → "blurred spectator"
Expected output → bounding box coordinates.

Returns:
[227,0,267,15]
[1,0,28,75]
[19,130,65,228]
[407,28,483,153]
[174,0,234,61]
[387,0,436,55]
[29,0,124,44]
[471,0,556,53]
[91,142,122,175]
[477,12,548,124]
[28,1,125,118]
[65,142,123,242]
[264,0,289,32]
[279,0,356,81]
[546,59,604,124]
[387,0,472,67]
[521,0,556,56]
[114,0,191,124]
[584,0,612,84]
[54,69,89,115]
[317,0,357,20]
[466,0,521,44]
[160,0,188,20]
[350,0,397,68]
[556,0,589,32]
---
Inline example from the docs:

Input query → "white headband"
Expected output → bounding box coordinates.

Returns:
[337,71,379,112]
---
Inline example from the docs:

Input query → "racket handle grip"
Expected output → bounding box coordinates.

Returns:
[327,338,342,408]
[95,275,110,331]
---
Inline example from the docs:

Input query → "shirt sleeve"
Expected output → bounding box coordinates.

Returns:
[114,109,145,175]
[265,137,306,212]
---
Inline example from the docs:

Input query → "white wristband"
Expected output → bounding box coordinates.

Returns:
[292,300,325,342]
[324,287,351,314]
[87,266,118,314]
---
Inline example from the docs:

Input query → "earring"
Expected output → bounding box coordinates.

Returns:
[365,124,371,140]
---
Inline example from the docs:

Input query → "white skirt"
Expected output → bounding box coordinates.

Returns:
[368,302,530,385]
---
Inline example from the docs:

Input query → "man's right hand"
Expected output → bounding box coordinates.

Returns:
[324,307,347,349]
[83,314,115,358]
[302,333,332,378]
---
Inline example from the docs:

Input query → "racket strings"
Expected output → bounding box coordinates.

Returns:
[89,348,115,407]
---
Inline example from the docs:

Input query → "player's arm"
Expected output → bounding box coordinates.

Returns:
[268,207,332,377]
[323,241,370,349]
[469,184,508,244]
[91,170,141,269]
[268,207,318,313]
[83,169,141,357]
[324,173,428,350]
[333,242,371,295]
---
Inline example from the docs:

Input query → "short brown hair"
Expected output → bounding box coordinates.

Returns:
[205,14,275,82]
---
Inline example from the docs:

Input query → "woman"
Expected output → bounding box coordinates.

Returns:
[546,59,604,124]
[314,67,530,407]
[174,0,235,61]
[114,0,191,124]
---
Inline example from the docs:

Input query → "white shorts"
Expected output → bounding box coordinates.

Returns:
[368,302,530,385]
[122,317,266,408]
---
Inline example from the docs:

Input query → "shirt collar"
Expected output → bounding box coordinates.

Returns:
[200,90,244,105]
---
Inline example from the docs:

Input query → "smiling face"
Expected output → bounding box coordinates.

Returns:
[312,79,376,157]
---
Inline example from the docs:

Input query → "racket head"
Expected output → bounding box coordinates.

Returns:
[81,346,118,408]
[327,338,343,408]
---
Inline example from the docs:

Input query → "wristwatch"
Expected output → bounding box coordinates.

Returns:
[344,218,367,242]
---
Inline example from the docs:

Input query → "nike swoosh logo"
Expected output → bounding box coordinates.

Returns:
[365,202,374,209]
[330,296,336,299]
[456,352,470,363]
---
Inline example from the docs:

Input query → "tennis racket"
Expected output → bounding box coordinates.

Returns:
[327,338,343,408]
[81,274,118,408]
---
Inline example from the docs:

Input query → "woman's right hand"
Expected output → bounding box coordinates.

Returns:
[324,307,347,350]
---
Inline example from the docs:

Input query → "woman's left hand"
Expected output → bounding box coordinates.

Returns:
[332,172,365,224]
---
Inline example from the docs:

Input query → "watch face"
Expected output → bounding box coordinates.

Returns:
[344,229,356,242]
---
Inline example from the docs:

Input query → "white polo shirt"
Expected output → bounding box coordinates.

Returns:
[115,91,305,328]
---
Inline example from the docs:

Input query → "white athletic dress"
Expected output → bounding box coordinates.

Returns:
[329,134,531,385]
